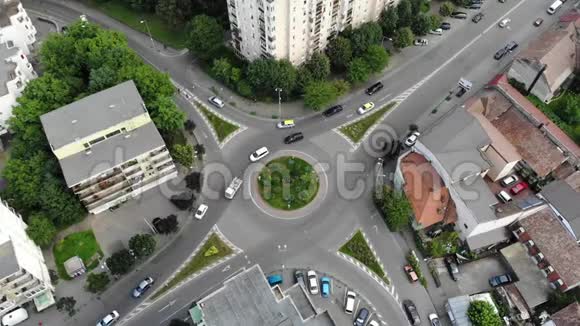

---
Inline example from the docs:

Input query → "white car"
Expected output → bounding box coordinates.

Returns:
[357,102,375,115]
[500,174,518,187]
[405,131,421,147]
[414,39,429,46]
[368,321,380,326]
[194,204,208,220]
[96,311,119,326]
[276,119,295,129]
[429,313,441,326]
[498,18,511,28]
[429,28,443,35]
[208,96,225,108]
[250,146,269,162]
[307,270,319,295]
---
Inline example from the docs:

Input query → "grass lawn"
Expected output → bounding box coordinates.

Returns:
[339,102,396,143]
[153,233,233,299]
[258,156,319,210]
[53,230,103,280]
[197,104,239,142]
[339,230,388,283]
[527,94,579,144]
[89,1,188,49]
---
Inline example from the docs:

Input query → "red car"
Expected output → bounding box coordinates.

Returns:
[510,182,528,195]
[404,265,419,282]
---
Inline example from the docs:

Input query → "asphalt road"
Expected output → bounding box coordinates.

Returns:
[21,0,577,325]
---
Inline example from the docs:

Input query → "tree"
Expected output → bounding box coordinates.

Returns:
[333,79,351,96]
[2,151,49,209]
[363,45,390,73]
[106,249,136,275]
[374,186,412,231]
[171,144,194,167]
[129,234,157,258]
[427,231,460,257]
[88,66,119,93]
[236,79,253,98]
[156,0,193,28]
[439,1,455,16]
[39,176,86,227]
[26,214,57,248]
[304,52,331,81]
[394,27,415,48]
[118,64,174,104]
[556,94,580,125]
[304,81,339,111]
[295,66,314,94]
[153,215,179,234]
[349,22,383,56]
[246,58,297,97]
[185,172,203,192]
[397,0,414,28]
[326,36,353,70]
[56,297,77,316]
[150,97,186,132]
[412,14,431,36]
[429,14,443,31]
[379,7,399,37]
[346,58,371,84]
[86,272,110,293]
[467,301,503,326]
[186,15,224,61]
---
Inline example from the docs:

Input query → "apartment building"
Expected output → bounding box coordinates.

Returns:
[0,0,37,55]
[0,198,54,317]
[227,0,393,65]
[40,80,178,214]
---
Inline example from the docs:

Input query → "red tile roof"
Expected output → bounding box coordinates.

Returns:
[551,302,580,326]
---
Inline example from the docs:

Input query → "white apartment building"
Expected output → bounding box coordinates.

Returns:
[40,80,178,214]
[0,199,55,317]
[228,0,394,65]
[0,0,37,55]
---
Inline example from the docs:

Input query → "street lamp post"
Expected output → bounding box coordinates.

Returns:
[275,88,282,118]
[140,20,156,51]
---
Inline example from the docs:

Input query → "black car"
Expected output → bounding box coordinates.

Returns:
[403,300,421,326]
[494,47,507,60]
[445,256,460,281]
[471,0,484,4]
[322,105,343,117]
[468,3,482,9]
[284,132,304,144]
[440,22,451,30]
[354,308,370,326]
[472,12,484,23]
[365,82,384,95]
[489,273,513,287]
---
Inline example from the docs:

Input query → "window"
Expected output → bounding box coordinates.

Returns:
[88,136,105,146]
[105,129,121,138]
[6,40,14,48]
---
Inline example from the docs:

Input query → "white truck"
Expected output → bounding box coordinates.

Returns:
[225,177,243,199]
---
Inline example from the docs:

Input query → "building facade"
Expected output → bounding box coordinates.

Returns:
[227,0,393,65]
[40,81,178,214]
[0,0,37,55]
[0,199,54,317]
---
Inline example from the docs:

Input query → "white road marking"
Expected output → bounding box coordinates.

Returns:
[377,93,392,103]
[158,299,177,313]
[483,0,528,34]
[202,131,208,139]
[222,264,231,272]
[159,301,192,325]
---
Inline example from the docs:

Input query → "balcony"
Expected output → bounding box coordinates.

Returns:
[86,186,133,211]
[77,173,126,199]
[73,168,123,193]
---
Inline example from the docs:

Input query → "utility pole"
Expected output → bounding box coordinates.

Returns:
[140,20,156,51]
[275,88,282,118]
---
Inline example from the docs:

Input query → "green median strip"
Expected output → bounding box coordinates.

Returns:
[197,104,239,142]
[339,102,396,143]
[339,230,389,284]
[152,233,233,300]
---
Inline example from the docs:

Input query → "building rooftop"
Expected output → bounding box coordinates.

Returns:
[500,242,551,308]
[0,240,19,279]
[0,42,18,96]
[540,180,580,240]
[519,206,580,289]
[40,80,148,150]
[198,265,334,326]
[0,0,20,28]
[551,302,580,326]
[58,122,166,187]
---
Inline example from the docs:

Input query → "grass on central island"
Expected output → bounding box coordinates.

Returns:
[258,156,319,210]
[53,230,103,280]
[339,230,389,283]
[339,102,396,143]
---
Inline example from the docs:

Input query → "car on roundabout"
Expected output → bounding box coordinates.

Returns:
[249,146,269,162]
[96,311,120,326]
[284,132,304,144]
[132,277,155,298]
[357,102,375,115]
[277,119,295,129]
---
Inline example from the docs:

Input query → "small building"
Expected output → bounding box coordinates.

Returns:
[40,80,178,214]
[445,293,498,326]
[63,256,86,279]
[0,0,37,55]
[190,264,336,325]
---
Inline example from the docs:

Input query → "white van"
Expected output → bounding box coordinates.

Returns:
[547,0,563,14]
[1,308,29,326]
[344,290,357,314]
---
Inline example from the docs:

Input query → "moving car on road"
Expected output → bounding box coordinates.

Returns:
[403,300,421,326]
[132,277,155,298]
[404,264,419,282]
[445,256,460,281]
[489,273,513,287]
[249,146,269,162]
[498,18,511,28]
[284,132,304,144]
[354,308,370,326]
[494,47,507,60]
[96,311,120,326]
[345,291,357,314]
[414,39,429,46]
[307,270,319,295]
[365,82,384,95]
[194,204,208,220]
[429,313,441,326]
[208,96,225,108]
[405,131,421,147]
[277,119,295,129]
[322,105,343,117]
[534,18,544,26]
[357,102,375,115]
[320,277,331,298]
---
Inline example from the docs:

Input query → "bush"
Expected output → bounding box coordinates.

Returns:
[56,297,76,316]
[204,245,219,257]
[185,172,202,192]
[86,272,110,293]
[153,215,179,234]
[374,186,412,231]
[106,249,135,275]
[394,27,414,48]
[171,144,194,167]
[304,81,339,111]
[439,2,455,16]
[129,234,156,258]
[26,215,57,248]
[346,58,371,84]
[236,79,253,98]
[467,301,503,326]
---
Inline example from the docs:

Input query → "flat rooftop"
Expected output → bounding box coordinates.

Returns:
[0,240,19,279]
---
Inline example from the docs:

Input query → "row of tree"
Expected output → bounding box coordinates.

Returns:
[5,21,186,248]
[380,0,444,48]
[374,185,413,232]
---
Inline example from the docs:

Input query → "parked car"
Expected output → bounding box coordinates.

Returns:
[194,204,208,220]
[267,274,283,286]
[498,18,511,28]
[249,146,269,162]
[489,273,513,287]
[322,105,343,117]
[345,290,357,314]
[468,3,482,9]
[307,270,319,295]
[208,96,225,108]
[365,82,384,95]
[499,0,506,3]
[294,270,305,285]
[472,12,484,23]
[445,256,460,281]
[456,87,467,97]
[500,174,518,187]
[471,0,484,4]
[494,47,507,60]
[405,131,421,147]
[357,102,375,115]
[1,308,29,326]
[96,311,120,326]
[404,264,419,282]
[277,119,295,129]
[440,22,451,30]
[320,277,331,298]
[510,181,528,194]
[534,18,544,26]
[429,313,441,326]
[505,41,518,52]
[354,308,370,326]
[497,190,512,203]
[429,28,443,35]
[284,132,304,144]
[451,11,468,19]
[132,277,155,298]
[368,321,380,326]
[403,300,421,326]
[414,39,429,46]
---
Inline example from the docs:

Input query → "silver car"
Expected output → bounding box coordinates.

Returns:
[132,277,155,298]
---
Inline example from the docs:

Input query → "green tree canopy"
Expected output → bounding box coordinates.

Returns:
[429,14,443,31]
[129,234,157,258]
[379,7,399,37]
[303,52,331,81]
[397,0,414,28]
[374,186,412,231]
[304,81,340,111]
[149,96,186,132]
[171,144,194,167]
[349,22,383,56]
[246,58,297,97]
[106,249,136,275]
[156,0,193,28]
[412,14,432,36]
[363,45,390,73]
[467,301,503,326]
[86,272,110,293]
[439,2,455,16]
[394,27,415,48]
[26,214,57,248]
[186,15,224,61]
[326,36,353,70]
[346,58,371,84]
